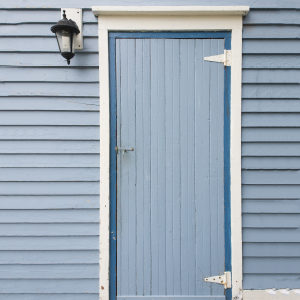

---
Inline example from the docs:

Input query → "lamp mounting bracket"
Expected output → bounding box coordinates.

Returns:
[61,8,83,50]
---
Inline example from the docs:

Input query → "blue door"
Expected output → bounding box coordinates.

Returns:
[110,32,231,300]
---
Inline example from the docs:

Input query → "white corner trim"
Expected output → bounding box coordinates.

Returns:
[98,29,110,300]
[231,27,243,300]
[96,7,247,300]
[92,6,249,16]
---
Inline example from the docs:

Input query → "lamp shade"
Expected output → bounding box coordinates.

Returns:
[51,10,80,65]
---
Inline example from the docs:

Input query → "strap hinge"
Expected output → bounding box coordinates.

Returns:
[204,50,232,66]
[204,271,231,289]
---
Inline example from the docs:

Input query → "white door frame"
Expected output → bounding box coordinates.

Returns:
[92,6,249,300]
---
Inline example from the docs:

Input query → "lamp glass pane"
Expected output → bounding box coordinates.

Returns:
[71,33,76,53]
[55,30,72,53]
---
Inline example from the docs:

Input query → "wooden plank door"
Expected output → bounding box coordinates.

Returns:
[113,34,229,300]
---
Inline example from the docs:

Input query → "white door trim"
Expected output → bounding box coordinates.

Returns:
[92,6,249,300]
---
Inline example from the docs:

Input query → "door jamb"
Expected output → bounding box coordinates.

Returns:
[92,6,249,300]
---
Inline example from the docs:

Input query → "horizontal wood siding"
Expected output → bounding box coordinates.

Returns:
[0,8,99,299]
[1,1,299,295]
[242,9,300,289]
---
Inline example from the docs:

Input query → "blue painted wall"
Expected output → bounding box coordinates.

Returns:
[0,7,100,300]
[242,8,300,289]
[0,0,300,296]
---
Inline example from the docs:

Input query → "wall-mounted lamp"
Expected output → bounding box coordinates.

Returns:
[51,9,83,65]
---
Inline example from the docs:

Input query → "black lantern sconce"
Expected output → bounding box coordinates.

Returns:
[51,9,82,65]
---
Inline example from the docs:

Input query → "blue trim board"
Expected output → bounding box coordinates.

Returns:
[224,35,232,300]
[109,32,232,300]
[109,34,117,300]
[109,31,231,39]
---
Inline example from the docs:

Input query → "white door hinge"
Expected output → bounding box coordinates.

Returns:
[204,271,231,289]
[204,50,232,66]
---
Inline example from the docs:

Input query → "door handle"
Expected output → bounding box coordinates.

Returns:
[115,146,134,157]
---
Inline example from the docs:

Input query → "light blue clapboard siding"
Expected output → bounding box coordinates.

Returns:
[243,200,300,213]
[242,157,300,170]
[0,295,99,300]
[0,98,99,111]
[243,9,300,24]
[0,265,99,278]
[0,196,99,209]
[0,7,99,299]
[0,168,99,181]
[0,155,99,167]
[243,55,300,68]
[0,141,99,153]
[0,279,99,293]
[0,23,98,36]
[0,37,98,52]
[243,243,300,257]
[243,70,300,83]
[0,53,99,66]
[0,182,99,194]
[0,127,99,140]
[242,128,300,141]
[242,8,300,290]
[0,1,299,295]
[0,112,99,125]
[0,9,98,24]
[0,210,99,223]
[0,250,98,263]
[0,236,99,250]
[0,69,99,82]
[242,100,300,112]
[1,82,99,96]
[243,25,300,38]
[243,40,300,54]
[1,0,300,8]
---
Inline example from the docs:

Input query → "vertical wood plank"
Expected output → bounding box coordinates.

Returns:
[156,39,167,296]
[179,39,189,296]
[194,39,211,295]
[150,39,159,295]
[142,39,152,296]
[187,39,196,296]
[171,38,182,296]
[119,38,130,295]
[165,39,174,295]
[135,39,144,296]
[210,38,219,296]
[127,39,137,296]
[203,39,212,296]
[209,39,225,296]
[194,39,203,296]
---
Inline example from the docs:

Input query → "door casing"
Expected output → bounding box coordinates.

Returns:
[92,6,248,300]
[110,31,231,300]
